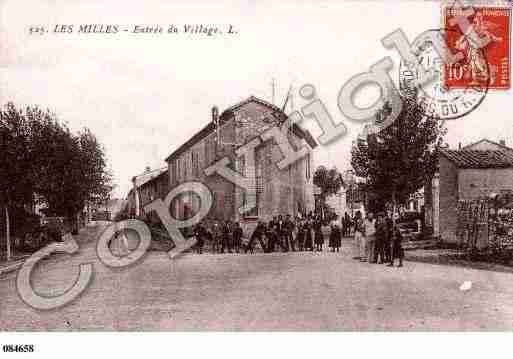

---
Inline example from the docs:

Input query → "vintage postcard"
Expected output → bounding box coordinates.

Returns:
[1,0,513,357]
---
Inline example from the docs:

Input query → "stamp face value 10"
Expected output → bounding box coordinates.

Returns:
[443,6,511,90]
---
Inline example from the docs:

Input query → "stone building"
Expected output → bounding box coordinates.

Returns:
[127,166,169,218]
[424,143,513,244]
[164,96,317,229]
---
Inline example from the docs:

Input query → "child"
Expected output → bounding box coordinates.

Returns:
[387,226,404,267]
[329,222,341,252]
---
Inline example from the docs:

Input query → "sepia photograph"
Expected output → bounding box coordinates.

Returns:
[0,0,512,357]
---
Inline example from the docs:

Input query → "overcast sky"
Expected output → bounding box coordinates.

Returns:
[1,0,512,198]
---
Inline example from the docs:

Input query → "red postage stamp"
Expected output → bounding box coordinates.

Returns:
[443,5,511,90]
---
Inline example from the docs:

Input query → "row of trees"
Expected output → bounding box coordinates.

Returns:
[1,102,112,258]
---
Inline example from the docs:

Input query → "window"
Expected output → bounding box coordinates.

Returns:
[192,150,200,177]
[191,151,194,176]
[171,161,176,184]
[306,153,311,180]
[243,161,262,218]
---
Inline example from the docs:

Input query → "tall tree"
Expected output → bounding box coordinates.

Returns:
[1,102,113,245]
[0,103,35,260]
[350,93,446,214]
[313,166,344,202]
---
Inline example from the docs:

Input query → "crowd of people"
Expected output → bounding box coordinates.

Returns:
[191,210,404,267]
[192,212,343,255]
[352,211,404,267]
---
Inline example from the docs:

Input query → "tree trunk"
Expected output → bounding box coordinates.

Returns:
[5,205,11,262]
[391,186,397,227]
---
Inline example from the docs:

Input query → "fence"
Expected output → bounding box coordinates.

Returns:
[457,199,513,250]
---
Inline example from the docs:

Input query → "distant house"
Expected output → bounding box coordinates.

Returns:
[127,166,169,219]
[424,144,513,244]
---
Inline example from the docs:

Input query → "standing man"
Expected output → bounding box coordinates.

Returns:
[353,211,364,260]
[276,214,287,251]
[296,218,305,251]
[220,220,231,254]
[246,221,267,253]
[388,224,404,267]
[232,222,243,254]
[212,221,221,253]
[384,211,394,263]
[313,215,324,252]
[284,214,295,251]
[374,212,388,263]
[193,223,205,254]
[364,212,376,263]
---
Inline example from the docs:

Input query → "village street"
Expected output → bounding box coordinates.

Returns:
[1,223,513,331]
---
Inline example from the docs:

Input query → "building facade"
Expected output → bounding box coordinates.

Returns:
[164,96,317,228]
[127,167,169,219]
[425,146,513,244]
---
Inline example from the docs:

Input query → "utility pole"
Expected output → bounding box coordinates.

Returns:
[5,206,11,262]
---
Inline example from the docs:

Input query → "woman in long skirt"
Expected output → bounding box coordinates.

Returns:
[314,219,324,252]
[330,223,341,252]
[296,220,305,251]
[353,211,364,260]
[304,220,313,251]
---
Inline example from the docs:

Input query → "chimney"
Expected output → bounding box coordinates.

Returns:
[458,142,462,150]
[500,139,506,146]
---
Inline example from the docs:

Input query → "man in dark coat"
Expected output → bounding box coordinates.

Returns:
[220,220,232,253]
[374,212,388,263]
[232,222,243,254]
[384,213,394,263]
[246,221,267,253]
[313,216,324,252]
[296,219,305,251]
[329,223,341,252]
[387,225,404,267]
[284,214,295,251]
[193,223,205,254]
[304,219,314,251]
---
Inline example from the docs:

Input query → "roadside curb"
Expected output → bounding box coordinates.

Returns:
[0,259,25,276]
[405,254,513,274]
[0,223,106,277]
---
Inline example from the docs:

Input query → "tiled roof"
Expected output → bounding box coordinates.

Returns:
[165,96,317,162]
[132,167,168,187]
[462,138,513,152]
[441,149,513,169]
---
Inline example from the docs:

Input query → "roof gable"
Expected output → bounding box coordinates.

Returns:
[132,167,168,187]
[462,139,513,152]
[440,149,513,169]
[165,96,317,162]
